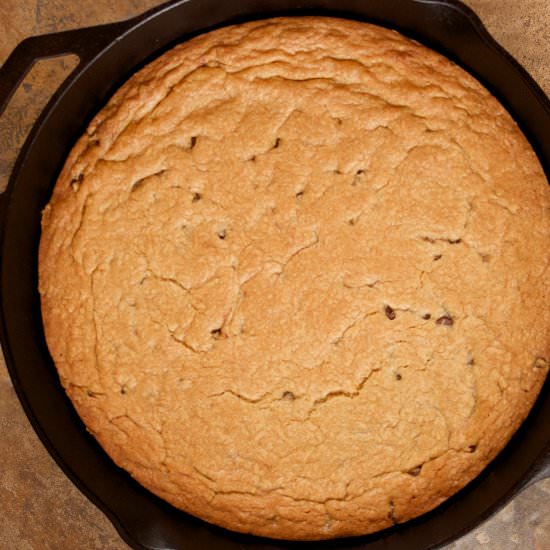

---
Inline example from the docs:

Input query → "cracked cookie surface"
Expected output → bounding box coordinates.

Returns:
[39,17,550,540]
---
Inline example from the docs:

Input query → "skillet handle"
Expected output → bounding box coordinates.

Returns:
[0,20,137,120]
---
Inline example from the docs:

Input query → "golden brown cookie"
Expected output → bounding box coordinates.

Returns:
[39,17,550,540]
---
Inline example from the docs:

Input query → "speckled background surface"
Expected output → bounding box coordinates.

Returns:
[0,1,548,549]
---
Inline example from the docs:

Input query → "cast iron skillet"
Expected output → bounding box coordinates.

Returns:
[0,0,549,548]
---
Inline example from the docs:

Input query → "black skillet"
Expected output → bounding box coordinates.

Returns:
[0,0,549,549]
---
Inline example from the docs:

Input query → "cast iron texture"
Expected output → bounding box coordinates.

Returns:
[0,1,548,549]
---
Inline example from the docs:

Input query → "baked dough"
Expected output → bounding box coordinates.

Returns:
[39,17,550,540]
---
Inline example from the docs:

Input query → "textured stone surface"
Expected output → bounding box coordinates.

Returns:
[0,1,548,549]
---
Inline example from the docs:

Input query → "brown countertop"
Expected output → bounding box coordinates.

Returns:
[0,1,548,548]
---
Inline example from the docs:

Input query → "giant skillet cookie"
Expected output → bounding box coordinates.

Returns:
[39,17,550,540]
